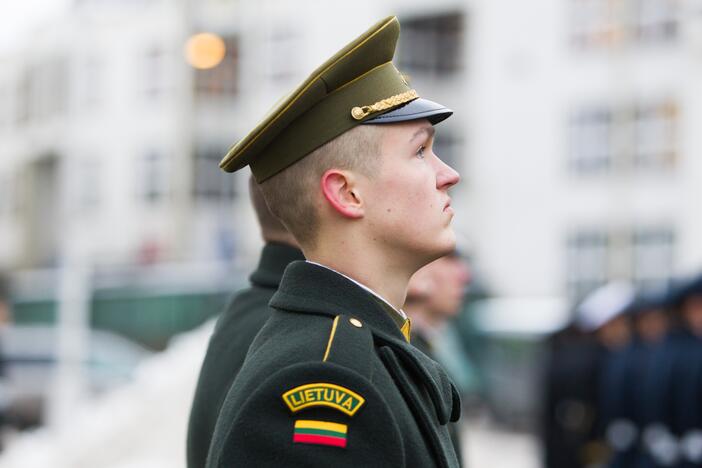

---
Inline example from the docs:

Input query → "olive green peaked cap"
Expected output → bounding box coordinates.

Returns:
[220,16,452,182]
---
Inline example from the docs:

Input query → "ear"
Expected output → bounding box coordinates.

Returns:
[320,169,364,219]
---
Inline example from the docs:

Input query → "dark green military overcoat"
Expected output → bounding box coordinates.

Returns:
[411,328,464,466]
[187,243,304,468]
[206,261,461,467]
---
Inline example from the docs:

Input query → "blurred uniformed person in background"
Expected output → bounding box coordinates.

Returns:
[542,282,634,468]
[542,320,600,468]
[602,289,670,468]
[0,272,9,450]
[186,177,303,468]
[405,252,472,465]
[206,16,462,467]
[638,274,702,468]
[669,273,702,468]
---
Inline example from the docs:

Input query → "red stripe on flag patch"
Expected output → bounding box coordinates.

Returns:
[293,433,347,448]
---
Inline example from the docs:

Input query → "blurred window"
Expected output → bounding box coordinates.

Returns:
[195,35,238,97]
[568,106,613,174]
[0,83,11,129]
[398,12,464,77]
[632,100,678,170]
[632,227,675,291]
[566,230,610,302]
[569,99,678,175]
[137,151,168,204]
[46,59,69,117]
[16,75,29,124]
[143,47,166,99]
[18,58,69,123]
[570,0,622,48]
[566,226,676,302]
[633,0,678,43]
[570,0,678,48]
[193,147,236,201]
[76,159,102,213]
[0,173,15,220]
[80,57,102,109]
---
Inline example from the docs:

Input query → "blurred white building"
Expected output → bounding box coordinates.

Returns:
[0,0,700,304]
[465,0,702,302]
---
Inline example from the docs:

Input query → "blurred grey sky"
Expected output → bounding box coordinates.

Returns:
[0,0,68,53]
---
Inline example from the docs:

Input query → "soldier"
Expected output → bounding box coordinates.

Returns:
[639,275,702,468]
[542,322,603,468]
[405,252,472,465]
[669,274,702,468]
[542,282,634,468]
[206,16,462,467]
[186,177,304,468]
[605,289,671,468]
[0,272,9,449]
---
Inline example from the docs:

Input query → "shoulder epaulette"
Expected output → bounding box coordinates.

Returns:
[322,314,375,381]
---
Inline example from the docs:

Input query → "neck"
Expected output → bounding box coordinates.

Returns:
[306,244,416,311]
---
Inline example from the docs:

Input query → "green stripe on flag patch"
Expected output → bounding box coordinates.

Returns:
[294,428,346,438]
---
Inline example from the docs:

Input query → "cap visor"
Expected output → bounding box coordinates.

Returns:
[362,98,452,125]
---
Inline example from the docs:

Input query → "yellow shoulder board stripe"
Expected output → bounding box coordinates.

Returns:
[322,316,340,362]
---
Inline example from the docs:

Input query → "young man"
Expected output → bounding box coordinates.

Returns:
[206,17,461,467]
[186,177,303,468]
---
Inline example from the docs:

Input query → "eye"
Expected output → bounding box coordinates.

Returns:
[416,145,426,159]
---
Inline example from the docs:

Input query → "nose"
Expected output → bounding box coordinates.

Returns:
[434,156,460,190]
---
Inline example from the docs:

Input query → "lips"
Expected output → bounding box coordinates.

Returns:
[443,198,452,212]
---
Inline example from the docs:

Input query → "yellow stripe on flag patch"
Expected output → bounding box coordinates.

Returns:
[295,420,348,434]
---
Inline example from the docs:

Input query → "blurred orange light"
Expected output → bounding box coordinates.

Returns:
[185,33,226,69]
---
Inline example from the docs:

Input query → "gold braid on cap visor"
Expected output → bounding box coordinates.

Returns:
[351,89,419,120]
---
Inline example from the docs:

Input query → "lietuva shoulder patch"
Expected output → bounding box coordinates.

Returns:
[283,383,365,416]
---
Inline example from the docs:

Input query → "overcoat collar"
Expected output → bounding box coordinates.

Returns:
[270,260,408,343]
[249,243,305,288]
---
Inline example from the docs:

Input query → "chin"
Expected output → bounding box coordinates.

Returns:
[435,229,457,256]
[415,238,456,268]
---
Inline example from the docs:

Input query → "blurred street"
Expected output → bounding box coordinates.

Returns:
[465,418,539,468]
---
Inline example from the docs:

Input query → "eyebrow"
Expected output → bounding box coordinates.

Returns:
[409,126,435,143]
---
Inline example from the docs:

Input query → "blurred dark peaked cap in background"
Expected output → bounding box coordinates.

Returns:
[668,272,702,307]
[575,281,636,332]
[624,286,673,317]
[219,15,452,183]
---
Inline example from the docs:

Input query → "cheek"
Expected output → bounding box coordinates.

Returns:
[380,173,435,218]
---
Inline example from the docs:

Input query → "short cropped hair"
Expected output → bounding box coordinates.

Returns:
[260,124,382,247]
[248,175,290,242]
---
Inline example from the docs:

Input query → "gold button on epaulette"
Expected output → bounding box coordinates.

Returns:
[349,318,363,328]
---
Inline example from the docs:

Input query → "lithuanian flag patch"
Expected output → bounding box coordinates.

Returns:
[292,419,348,448]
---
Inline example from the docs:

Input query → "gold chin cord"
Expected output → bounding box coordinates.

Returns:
[351,89,419,121]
